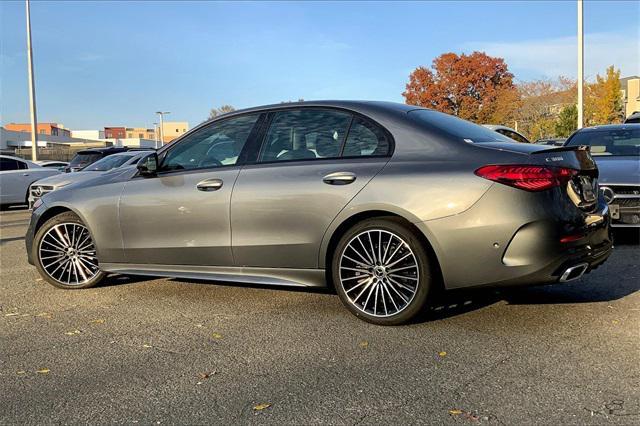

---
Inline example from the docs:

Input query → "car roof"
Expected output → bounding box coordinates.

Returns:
[574,123,640,132]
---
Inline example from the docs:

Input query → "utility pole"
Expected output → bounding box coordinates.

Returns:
[156,111,170,146]
[26,0,39,160]
[577,0,584,129]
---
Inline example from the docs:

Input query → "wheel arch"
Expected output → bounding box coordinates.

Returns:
[321,209,444,291]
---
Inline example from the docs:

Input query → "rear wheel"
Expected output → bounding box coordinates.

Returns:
[33,211,106,289]
[332,218,432,325]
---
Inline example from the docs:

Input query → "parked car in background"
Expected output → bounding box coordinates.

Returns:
[29,151,152,208]
[65,147,146,172]
[624,112,640,124]
[535,138,566,146]
[0,155,60,208]
[26,101,611,325]
[35,160,69,171]
[564,124,640,228]
[482,125,531,143]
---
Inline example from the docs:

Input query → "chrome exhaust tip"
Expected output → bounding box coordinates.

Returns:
[559,263,589,282]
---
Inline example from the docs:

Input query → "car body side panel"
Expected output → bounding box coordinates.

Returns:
[118,168,241,266]
[231,158,388,268]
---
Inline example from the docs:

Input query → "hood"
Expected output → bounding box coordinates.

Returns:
[32,170,101,188]
[593,156,640,184]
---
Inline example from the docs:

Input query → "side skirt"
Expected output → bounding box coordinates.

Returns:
[99,263,327,288]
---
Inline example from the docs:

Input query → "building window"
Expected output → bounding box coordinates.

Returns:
[127,133,133,138]
[139,133,143,138]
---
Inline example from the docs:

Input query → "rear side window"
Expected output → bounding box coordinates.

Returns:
[0,158,22,171]
[343,117,390,156]
[566,128,640,156]
[497,129,529,143]
[260,109,352,162]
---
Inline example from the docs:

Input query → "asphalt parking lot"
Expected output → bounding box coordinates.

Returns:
[1,209,638,425]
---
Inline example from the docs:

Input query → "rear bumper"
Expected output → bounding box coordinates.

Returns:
[416,184,613,289]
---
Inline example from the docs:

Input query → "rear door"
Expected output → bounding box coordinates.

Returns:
[0,158,30,204]
[230,108,392,268]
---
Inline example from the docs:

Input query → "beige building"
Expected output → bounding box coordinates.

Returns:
[126,127,156,140]
[161,121,189,143]
[620,76,640,118]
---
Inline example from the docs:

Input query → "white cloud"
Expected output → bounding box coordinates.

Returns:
[463,29,639,81]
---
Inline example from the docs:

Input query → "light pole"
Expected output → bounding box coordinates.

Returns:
[156,111,170,145]
[26,0,38,161]
[577,0,584,129]
[153,122,159,149]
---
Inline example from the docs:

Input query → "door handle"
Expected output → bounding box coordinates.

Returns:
[323,172,356,185]
[196,178,223,191]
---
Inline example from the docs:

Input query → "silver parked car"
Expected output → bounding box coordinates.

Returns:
[0,155,60,208]
[29,151,152,208]
[564,124,640,227]
[26,101,612,325]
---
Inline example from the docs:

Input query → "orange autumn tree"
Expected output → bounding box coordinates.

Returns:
[403,52,519,124]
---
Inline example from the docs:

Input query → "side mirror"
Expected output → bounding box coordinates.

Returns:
[137,153,159,176]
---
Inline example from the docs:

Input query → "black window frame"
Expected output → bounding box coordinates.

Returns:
[152,112,267,177]
[0,157,22,171]
[243,106,395,166]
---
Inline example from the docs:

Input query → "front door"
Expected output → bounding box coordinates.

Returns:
[119,114,261,266]
[231,108,392,269]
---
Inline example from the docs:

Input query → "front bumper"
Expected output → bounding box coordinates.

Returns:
[601,184,640,227]
[25,203,46,265]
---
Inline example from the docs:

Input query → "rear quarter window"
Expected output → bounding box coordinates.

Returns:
[408,109,512,143]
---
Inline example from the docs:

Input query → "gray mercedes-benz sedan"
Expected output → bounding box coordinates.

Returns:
[26,101,612,325]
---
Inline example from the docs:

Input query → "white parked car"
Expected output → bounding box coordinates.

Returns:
[28,151,152,208]
[0,155,61,208]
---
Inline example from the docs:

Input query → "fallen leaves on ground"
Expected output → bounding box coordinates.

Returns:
[35,368,50,374]
[253,403,271,411]
[439,351,447,357]
[89,319,105,324]
[198,371,217,380]
[359,340,369,348]
[35,312,52,318]
[4,313,19,317]
[142,344,153,348]
[64,330,81,336]
[211,332,223,340]
[16,370,26,375]
[449,409,463,415]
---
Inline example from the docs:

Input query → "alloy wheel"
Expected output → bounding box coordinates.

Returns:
[338,229,419,317]
[38,222,100,286]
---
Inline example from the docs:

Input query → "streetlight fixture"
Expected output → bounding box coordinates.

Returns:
[156,111,170,146]
[25,0,39,161]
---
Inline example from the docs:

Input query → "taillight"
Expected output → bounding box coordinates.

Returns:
[474,165,578,192]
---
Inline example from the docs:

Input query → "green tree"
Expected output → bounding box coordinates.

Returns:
[555,104,578,137]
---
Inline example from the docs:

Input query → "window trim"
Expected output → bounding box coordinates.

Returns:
[246,106,395,166]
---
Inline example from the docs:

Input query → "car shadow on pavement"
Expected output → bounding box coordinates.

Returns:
[98,274,158,287]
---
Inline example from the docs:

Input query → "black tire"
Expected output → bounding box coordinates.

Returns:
[332,217,432,325]
[32,211,106,289]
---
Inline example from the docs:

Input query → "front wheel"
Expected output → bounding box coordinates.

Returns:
[33,211,106,289]
[332,218,432,325]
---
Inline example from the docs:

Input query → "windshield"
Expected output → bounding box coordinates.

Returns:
[408,110,513,143]
[83,154,134,171]
[69,152,102,168]
[566,128,640,156]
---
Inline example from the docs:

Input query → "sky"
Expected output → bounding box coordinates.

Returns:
[1,0,638,130]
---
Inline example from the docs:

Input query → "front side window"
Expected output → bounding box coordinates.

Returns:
[342,117,390,157]
[259,109,352,162]
[0,158,20,171]
[161,114,259,171]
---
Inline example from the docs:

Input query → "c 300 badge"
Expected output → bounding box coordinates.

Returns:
[545,156,564,162]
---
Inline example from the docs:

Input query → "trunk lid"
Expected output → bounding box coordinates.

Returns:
[478,143,599,211]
